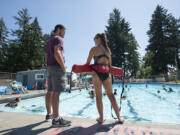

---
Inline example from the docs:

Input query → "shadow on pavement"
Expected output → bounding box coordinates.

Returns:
[0,120,50,135]
[57,122,119,135]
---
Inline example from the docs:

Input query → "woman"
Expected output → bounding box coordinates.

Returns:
[86,33,124,124]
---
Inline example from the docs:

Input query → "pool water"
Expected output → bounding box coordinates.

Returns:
[0,83,180,124]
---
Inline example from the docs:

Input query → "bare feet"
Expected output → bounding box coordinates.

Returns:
[96,117,104,124]
[117,117,124,124]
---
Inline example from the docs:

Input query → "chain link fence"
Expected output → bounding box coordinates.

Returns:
[0,72,16,80]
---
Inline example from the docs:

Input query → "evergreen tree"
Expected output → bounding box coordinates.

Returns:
[168,16,180,68]
[42,34,51,46]
[0,18,9,71]
[7,9,46,72]
[146,5,180,80]
[8,8,32,72]
[30,17,44,69]
[105,8,139,77]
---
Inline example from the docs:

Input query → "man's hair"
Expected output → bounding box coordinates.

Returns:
[53,24,65,32]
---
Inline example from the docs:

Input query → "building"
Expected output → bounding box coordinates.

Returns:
[16,69,76,89]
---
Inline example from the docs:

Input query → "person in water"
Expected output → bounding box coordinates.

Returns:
[86,33,124,124]
[103,92,106,96]
[163,87,167,91]
[169,87,174,92]
[5,97,21,107]
[162,85,168,91]
[121,95,127,100]
[113,89,117,95]
[157,90,160,94]
[89,90,95,99]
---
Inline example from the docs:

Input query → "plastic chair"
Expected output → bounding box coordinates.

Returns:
[5,88,13,94]
[0,86,8,95]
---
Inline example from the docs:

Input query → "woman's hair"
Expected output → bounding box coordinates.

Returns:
[94,33,111,55]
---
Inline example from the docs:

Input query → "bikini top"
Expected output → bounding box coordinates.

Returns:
[93,52,109,65]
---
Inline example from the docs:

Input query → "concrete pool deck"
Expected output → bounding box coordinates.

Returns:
[0,87,84,104]
[0,90,46,104]
[0,112,179,135]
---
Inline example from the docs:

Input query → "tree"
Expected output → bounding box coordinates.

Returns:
[42,34,51,46]
[42,33,51,61]
[30,17,44,69]
[126,34,140,77]
[7,8,32,72]
[7,9,46,72]
[105,8,139,77]
[146,5,180,81]
[168,16,180,68]
[0,18,9,71]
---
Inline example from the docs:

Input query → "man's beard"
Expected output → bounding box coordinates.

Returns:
[58,32,64,38]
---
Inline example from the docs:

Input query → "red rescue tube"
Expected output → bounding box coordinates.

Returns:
[71,64,124,77]
[110,66,124,77]
[92,64,110,73]
[72,64,92,73]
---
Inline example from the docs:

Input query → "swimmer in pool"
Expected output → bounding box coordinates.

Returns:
[89,90,95,99]
[113,89,117,95]
[162,85,167,91]
[103,92,106,96]
[169,87,174,92]
[157,90,160,94]
[121,95,127,100]
[163,87,167,91]
[5,97,21,107]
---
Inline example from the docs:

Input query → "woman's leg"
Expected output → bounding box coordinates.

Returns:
[92,71,103,122]
[103,76,124,122]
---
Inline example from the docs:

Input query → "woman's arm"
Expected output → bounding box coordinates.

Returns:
[109,54,112,66]
[86,47,94,65]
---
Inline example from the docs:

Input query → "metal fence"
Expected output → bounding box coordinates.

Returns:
[0,72,16,80]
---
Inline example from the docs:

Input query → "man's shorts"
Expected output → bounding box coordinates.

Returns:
[47,66,66,92]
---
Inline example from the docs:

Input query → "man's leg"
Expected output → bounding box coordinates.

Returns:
[45,91,53,115]
[52,91,60,119]
[51,90,71,127]
[51,67,71,127]
[46,66,53,120]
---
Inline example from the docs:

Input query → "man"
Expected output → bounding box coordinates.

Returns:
[45,24,71,127]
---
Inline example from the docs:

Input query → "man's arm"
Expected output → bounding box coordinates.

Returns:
[54,46,66,72]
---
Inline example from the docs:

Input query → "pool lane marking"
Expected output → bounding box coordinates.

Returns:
[60,93,81,102]
[70,99,96,117]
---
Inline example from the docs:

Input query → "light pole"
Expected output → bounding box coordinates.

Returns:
[123,52,129,78]
[172,47,178,81]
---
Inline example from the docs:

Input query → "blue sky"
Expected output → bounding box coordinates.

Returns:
[0,0,180,71]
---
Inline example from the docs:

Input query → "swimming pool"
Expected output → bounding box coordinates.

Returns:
[0,83,180,124]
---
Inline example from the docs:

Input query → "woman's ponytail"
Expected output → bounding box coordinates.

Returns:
[100,33,111,55]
